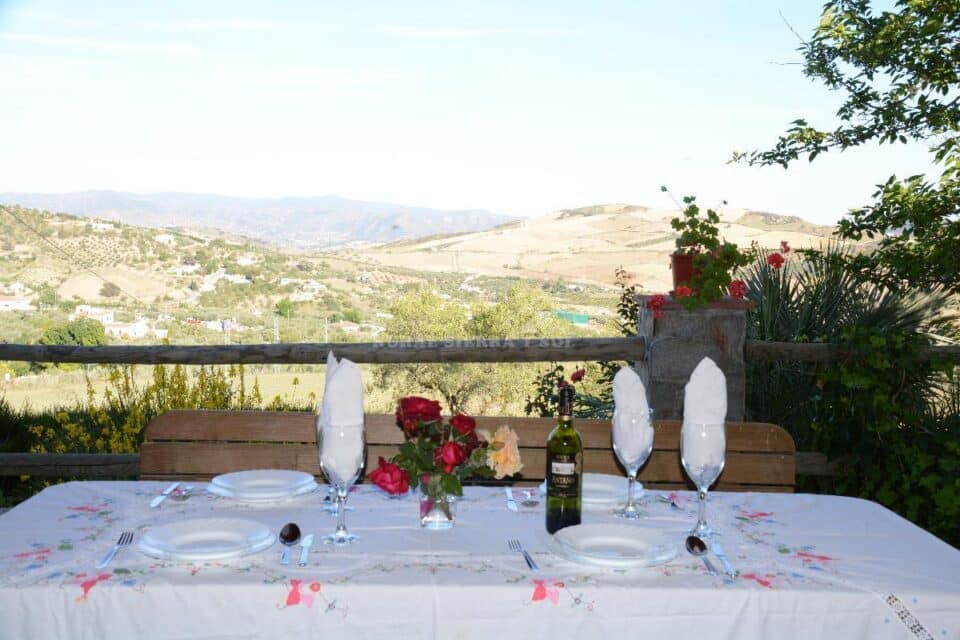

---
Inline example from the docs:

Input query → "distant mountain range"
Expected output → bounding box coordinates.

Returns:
[0,191,514,248]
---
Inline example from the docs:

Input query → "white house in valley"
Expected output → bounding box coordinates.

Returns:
[0,295,35,312]
[71,305,115,324]
[104,320,150,339]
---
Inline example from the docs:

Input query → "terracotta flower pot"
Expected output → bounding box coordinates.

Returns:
[670,253,701,291]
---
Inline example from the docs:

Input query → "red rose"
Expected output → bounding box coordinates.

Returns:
[450,414,476,435]
[729,279,747,300]
[647,294,666,311]
[570,368,585,383]
[675,285,693,298]
[369,456,410,495]
[767,252,785,269]
[437,441,467,473]
[395,396,442,435]
[780,240,791,254]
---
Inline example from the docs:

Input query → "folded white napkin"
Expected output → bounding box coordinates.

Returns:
[319,351,364,428]
[612,366,654,464]
[681,357,727,474]
[318,352,365,485]
[683,357,727,426]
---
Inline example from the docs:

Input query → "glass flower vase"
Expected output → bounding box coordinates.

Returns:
[419,476,457,530]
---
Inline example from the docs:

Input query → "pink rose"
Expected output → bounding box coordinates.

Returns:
[437,441,467,473]
[395,396,442,435]
[450,414,476,435]
[369,457,410,495]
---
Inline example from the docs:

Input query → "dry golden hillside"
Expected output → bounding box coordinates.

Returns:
[361,204,838,292]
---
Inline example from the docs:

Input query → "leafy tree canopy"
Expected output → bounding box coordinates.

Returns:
[734,0,960,294]
[39,318,107,347]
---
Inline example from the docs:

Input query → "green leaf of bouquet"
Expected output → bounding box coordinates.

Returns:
[441,473,463,496]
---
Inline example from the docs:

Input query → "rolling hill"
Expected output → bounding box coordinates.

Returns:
[361,203,841,291]
[0,191,514,249]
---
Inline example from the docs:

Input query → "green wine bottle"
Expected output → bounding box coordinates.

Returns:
[546,385,582,534]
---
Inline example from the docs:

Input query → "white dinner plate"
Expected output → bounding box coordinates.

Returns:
[210,469,316,499]
[582,473,634,505]
[550,523,678,568]
[206,480,319,503]
[138,517,275,561]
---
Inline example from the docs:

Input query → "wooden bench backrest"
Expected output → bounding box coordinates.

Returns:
[140,410,796,491]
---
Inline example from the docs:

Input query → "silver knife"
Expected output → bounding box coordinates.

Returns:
[297,534,315,567]
[150,482,181,508]
[504,487,519,512]
[710,542,737,577]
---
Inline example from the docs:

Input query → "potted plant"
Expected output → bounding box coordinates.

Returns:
[665,188,750,309]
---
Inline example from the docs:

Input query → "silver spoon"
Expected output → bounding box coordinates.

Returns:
[279,522,301,565]
[685,535,718,576]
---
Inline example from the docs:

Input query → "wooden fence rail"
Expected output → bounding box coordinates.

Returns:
[1,339,958,365]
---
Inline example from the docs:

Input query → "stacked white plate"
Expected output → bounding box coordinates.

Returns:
[206,469,319,502]
[549,523,678,568]
[138,517,275,561]
[582,472,637,507]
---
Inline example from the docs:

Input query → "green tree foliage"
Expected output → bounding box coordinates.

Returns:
[740,245,960,546]
[274,298,295,319]
[735,0,960,294]
[99,282,121,297]
[374,286,570,413]
[39,318,107,348]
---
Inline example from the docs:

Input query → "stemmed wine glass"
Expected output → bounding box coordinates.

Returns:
[317,421,365,545]
[680,422,726,537]
[612,409,655,519]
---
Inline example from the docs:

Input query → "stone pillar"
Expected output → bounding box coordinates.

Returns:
[634,297,751,421]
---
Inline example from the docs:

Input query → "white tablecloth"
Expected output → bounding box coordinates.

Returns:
[0,481,957,640]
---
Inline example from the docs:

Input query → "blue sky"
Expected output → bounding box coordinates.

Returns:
[0,0,932,224]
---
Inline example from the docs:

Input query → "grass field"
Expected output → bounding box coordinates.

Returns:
[0,366,399,414]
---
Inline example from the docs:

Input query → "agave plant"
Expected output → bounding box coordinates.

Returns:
[741,241,957,451]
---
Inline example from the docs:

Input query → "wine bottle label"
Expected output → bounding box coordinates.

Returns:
[547,452,581,498]
[551,462,575,475]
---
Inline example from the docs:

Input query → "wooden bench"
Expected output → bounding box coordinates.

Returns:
[140,410,796,492]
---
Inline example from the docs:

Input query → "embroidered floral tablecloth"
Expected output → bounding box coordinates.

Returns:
[0,481,957,639]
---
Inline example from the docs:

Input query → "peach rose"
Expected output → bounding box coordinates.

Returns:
[479,425,523,479]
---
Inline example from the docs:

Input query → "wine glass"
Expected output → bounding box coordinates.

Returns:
[317,421,365,545]
[612,409,655,519]
[680,422,726,537]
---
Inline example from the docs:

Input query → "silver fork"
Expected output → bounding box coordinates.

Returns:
[508,538,538,572]
[96,531,134,569]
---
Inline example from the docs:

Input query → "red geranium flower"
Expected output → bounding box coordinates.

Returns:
[780,240,791,253]
[570,368,585,383]
[395,396,442,435]
[729,279,748,299]
[675,286,693,298]
[436,441,467,473]
[767,252,785,269]
[369,456,410,495]
[647,294,666,321]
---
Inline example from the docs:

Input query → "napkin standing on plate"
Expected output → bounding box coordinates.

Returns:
[681,357,727,470]
[318,352,365,484]
[612,366,654,462]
